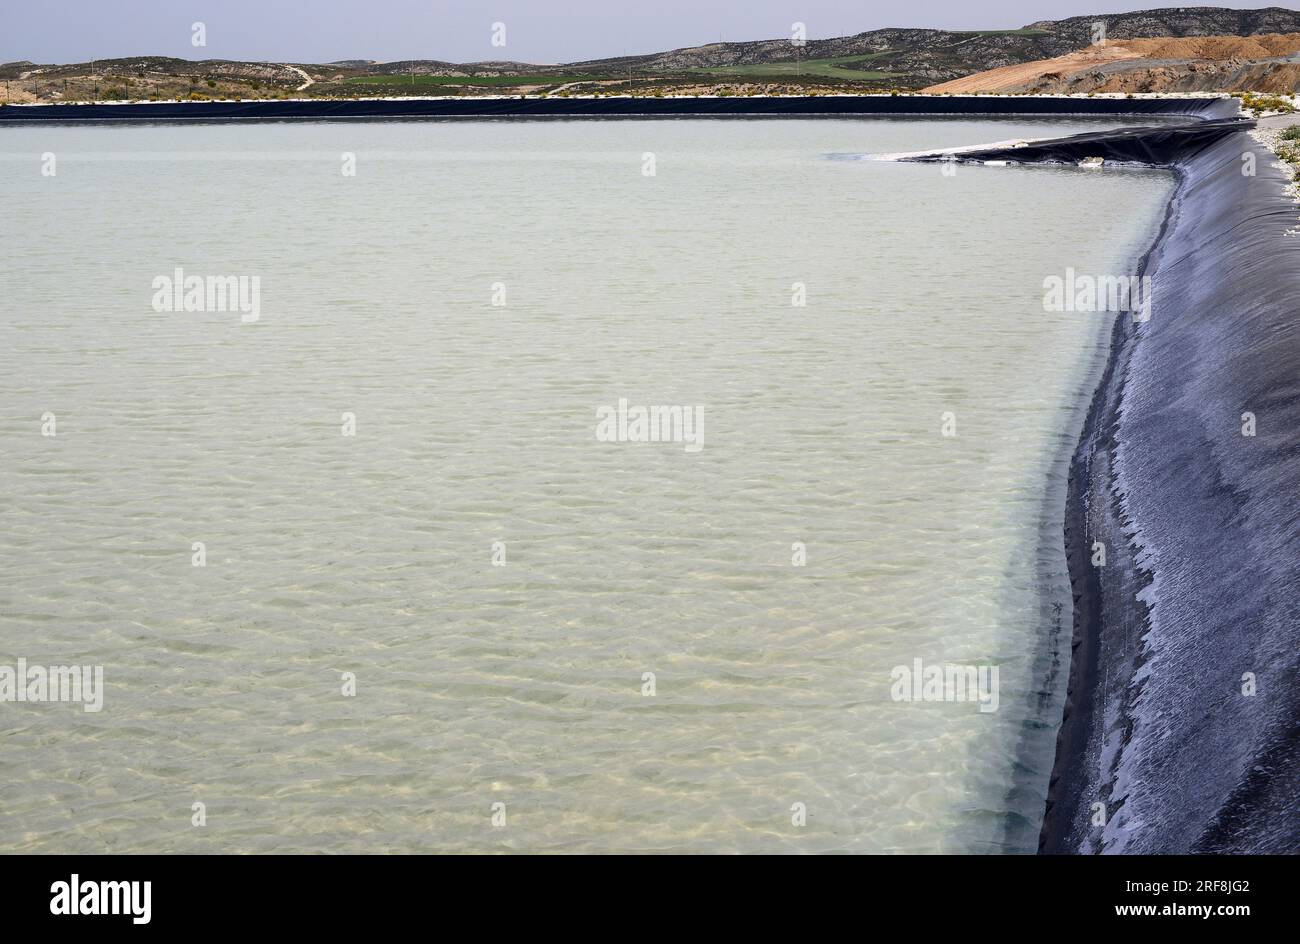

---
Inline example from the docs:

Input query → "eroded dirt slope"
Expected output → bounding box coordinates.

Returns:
[925,32,1300,93]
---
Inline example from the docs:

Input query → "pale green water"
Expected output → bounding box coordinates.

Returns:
[0,119,1172,853]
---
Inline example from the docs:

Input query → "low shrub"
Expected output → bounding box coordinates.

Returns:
[1237,91,1297,116]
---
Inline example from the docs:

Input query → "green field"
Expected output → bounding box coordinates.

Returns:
[345,74,597,87]
[689,53,892,80]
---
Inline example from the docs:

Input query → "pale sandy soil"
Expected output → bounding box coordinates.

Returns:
[1251,111,1300,206]
[926,33,1300,94]
[927,44,1149,94]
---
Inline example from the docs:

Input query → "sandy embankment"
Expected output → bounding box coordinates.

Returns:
[1250,113,1300,203]
[927,44,1150,94]
[926,33,1300,94]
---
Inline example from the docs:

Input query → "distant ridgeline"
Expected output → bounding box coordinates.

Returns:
[4,7,1300,94]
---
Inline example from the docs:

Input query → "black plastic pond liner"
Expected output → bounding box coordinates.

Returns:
[912,117,1254,165]
[0,93,1241,123]
[1010,121,1300,854]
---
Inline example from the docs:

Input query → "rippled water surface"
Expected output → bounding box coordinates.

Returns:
[0,118,1173,853]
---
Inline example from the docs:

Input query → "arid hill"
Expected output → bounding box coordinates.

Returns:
[6,7,1300,102]
[926,32,1300,94]
[566,6,1300,84]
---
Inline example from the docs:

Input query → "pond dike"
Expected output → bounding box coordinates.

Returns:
[0,93,1244,122]
[915,108,1300,854]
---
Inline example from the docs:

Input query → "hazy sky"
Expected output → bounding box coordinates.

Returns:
[0,1,1284,65]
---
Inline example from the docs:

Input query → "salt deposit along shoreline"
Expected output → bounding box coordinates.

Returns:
[908,109,1300,853]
